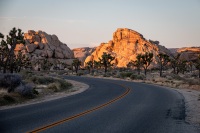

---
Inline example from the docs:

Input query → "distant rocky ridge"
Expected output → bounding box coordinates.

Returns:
[170,47,200,61]
[15,30,74,70]
[84,28,171,67]
[73,47,96,65]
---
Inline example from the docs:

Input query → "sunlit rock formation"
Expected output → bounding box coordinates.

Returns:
[14,30,74,70]
[85,28,171,67]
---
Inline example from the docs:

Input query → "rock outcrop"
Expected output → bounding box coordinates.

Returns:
[176,47,200,61]
[14,30,74,70]
[85,28,171,67]
[73,47,96,65]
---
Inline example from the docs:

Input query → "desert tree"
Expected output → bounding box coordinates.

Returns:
[187,60,194,73]
[99,52,115,73]
[194,55,200,78]
[14,51,31,72]
[177,59,187,74]
[0,27,25,73]
[157,53,170,77]
[72,58,81,74]
[94,60,101,69]
[85,61,94,73]
[127,54,143,75]
[170,53,181,74]
[141,52,153,75]
[41,59,53,71]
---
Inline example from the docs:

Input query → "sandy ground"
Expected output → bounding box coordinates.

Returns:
[0,79,89,110]
[176,89,200,128]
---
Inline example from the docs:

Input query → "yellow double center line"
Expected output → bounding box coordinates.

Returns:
[27,83,131,133]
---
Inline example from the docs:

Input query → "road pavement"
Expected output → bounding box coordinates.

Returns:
[0,76,199,133]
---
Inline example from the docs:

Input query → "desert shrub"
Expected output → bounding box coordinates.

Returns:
[47,79,72,91]
[47,83,59,92]
[130,74,145,80]
[56,79,72,89]
[0,74,22,92]
[57,70,68,75]
[77,72,84,76]
[15,83,35,98]
[120,72,133,79]
[20,70,34,79]
[30,76,54,84]
[186,79,200,86]
[3,95,15,103]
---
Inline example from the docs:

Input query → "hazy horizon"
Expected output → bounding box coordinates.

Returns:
[0,0,200,49]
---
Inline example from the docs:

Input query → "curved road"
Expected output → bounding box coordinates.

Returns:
[0,76,199,133]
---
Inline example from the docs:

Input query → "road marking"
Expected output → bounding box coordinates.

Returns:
[27,83,130,133]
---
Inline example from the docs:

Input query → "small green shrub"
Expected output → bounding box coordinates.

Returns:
[3,95,15,103]
[120,72,133,79]
[0,74,22,92]
[47,83,59,92]
[15,83,35,98]
[130,74,145,80]
[30,76,54,85]
[47,79,72,92]
[77,72,84,76]
[56,79,72,89]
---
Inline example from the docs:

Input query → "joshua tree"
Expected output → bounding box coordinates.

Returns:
[194,55,200,78]
[0,27,25,73]
[72,58,81,74]
[127,54,143,75]
[141,52,153,75]
[41,59,53,71]
[157,53,170,77]
[99,52,115,73]
[94,60,101,69]
[14,51,31,72]
[177,59,187,74]
[170,53,181,74]
[85,61,93,73]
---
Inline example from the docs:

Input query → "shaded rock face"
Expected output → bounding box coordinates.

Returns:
[85,28,171,67]
[176,47,200,61]
[15,30,74,69]
[73,47,96,65]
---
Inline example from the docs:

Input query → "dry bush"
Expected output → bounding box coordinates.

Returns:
[0,73,22,92]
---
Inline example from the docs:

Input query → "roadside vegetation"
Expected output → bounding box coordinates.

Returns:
[0,28,72,106]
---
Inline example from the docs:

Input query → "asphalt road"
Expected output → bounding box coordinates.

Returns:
[0,76,199,133]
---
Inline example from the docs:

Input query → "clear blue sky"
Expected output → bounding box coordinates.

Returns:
[0,0,200,48]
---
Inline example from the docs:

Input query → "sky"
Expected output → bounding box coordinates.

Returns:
[0,0,200,49]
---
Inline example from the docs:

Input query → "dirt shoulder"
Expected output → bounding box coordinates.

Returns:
[0,79,89,110]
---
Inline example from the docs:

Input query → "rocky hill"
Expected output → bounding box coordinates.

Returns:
[84,28,171,67]
[175,47,200,61]
[15,30,74,70]
[73,47,96,65]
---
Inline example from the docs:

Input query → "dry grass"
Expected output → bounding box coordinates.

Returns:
[0,70,72,107]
